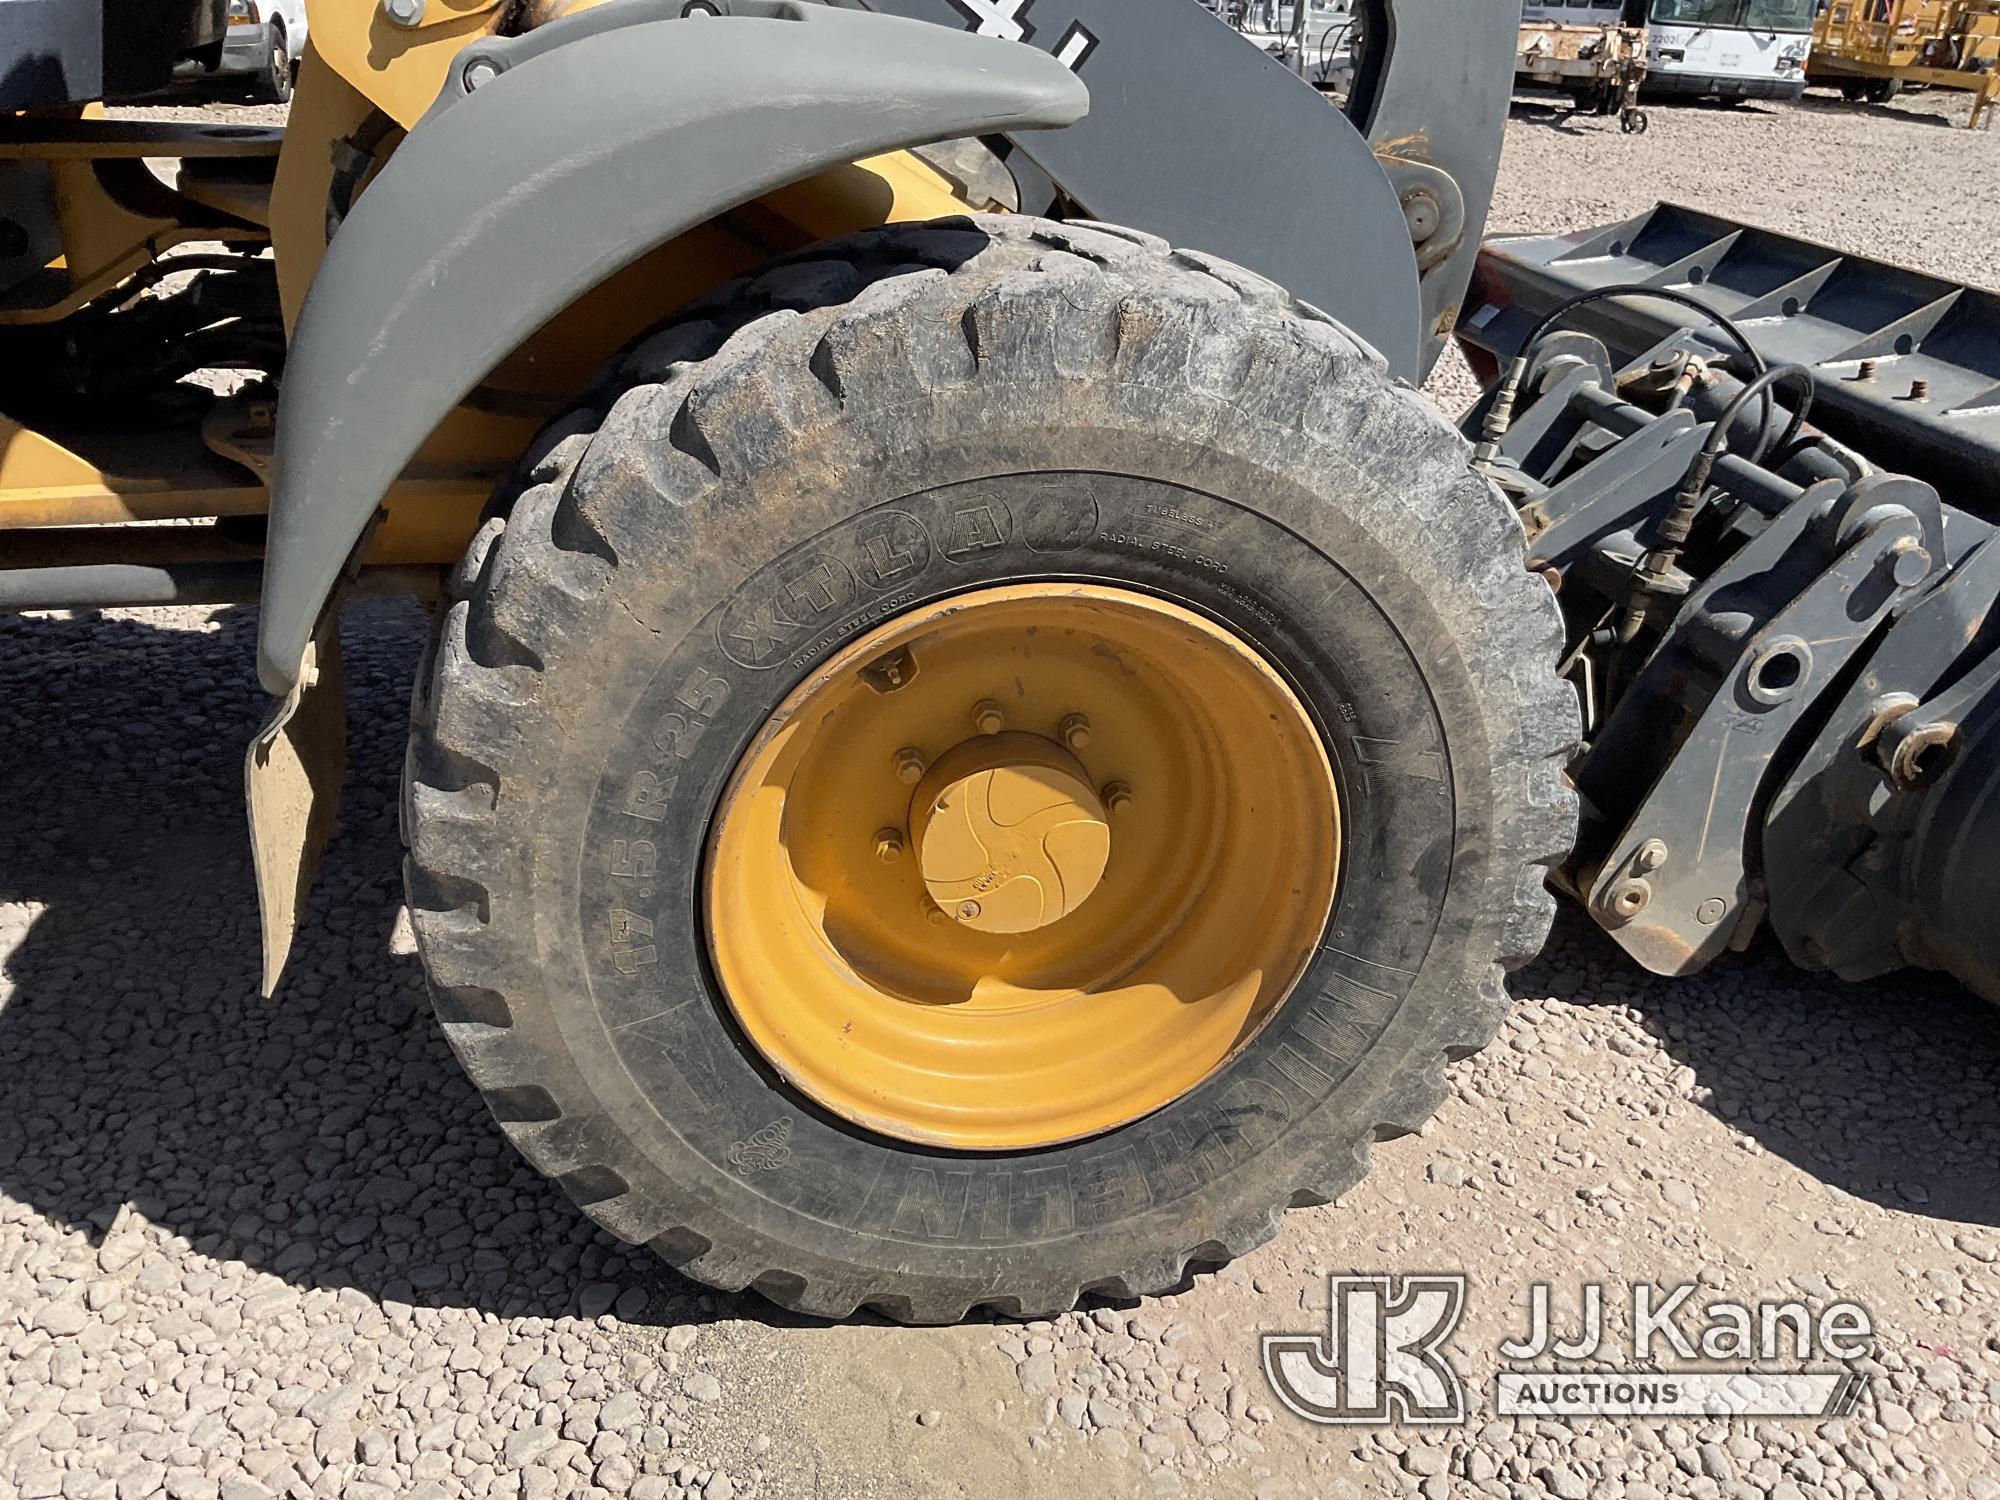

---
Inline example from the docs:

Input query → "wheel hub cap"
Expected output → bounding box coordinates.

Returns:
[912,734,1111,934]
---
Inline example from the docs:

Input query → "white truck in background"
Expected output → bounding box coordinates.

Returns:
[183,0,307,101]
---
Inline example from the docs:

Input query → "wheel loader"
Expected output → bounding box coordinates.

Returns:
[4,0,1997,1323]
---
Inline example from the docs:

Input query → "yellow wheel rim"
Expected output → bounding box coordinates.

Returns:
[703,583,1340,1150]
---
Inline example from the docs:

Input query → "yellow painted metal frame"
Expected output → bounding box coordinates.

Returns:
[1812,0,2000,127]
[0,113,272,327]
[4,1,972,569]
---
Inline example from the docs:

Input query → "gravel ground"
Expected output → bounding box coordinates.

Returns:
[6,86,2000,1500]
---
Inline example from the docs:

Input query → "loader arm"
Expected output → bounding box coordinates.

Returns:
[846,0,1517,379]
[1454,205,2000,1001]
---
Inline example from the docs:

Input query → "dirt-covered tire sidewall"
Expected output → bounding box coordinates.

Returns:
[262,27,291,103]
[574,473,1466,1295]
[408,217,1575,1320]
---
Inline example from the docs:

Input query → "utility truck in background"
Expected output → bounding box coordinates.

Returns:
[3,0,1998,1323]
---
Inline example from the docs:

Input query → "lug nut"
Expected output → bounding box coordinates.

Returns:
[1059,713,1093,752]
[972,700,1005,736]
[1101,780,1133,812]
[893,747,926,784]
[873,828,903,863]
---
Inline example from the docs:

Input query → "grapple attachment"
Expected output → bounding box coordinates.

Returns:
[1459,202,2000,1000]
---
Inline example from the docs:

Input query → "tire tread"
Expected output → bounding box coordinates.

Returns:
[404,213,1578,1323]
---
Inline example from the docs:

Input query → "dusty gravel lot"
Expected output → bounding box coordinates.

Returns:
[5,85,2000,1500]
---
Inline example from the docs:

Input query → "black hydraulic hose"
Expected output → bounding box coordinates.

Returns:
[1612,363,1815,646]
[1652,362,1816,565]
[1712,361,1814,467]
[1477,283,1772,455]
[1518,284,1762,369]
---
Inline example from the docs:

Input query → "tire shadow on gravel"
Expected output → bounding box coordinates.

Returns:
[0,603,801,1333]
[1513,907,2000,1229]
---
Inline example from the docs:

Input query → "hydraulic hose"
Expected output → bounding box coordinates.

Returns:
[1615,363,1816,643]
[1478,283,1772,456]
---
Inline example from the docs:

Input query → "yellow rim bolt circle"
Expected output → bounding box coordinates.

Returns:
[702,584,1339,1149]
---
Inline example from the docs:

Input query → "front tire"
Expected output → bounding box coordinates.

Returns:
[257,24,292,104]
[403,216,1577,1321]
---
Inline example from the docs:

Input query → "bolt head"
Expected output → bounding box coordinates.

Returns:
[874,829,903,863]
[1888,538,1931,588]
[1059,713,1092,752]
[381,0,424,26]
[462,57,500,89]
[1101,780,1133,812]
[893,747,925,785]
[1600,877,1651,921]
[1635,838,1668,873]
[958,900,982,920]
[972,700,1004,736]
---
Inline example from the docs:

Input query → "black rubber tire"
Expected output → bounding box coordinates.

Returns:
[258,23,292,104]
[403,215,1578,1323]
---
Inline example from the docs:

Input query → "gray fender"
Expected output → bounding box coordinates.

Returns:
[255,0,1087,695]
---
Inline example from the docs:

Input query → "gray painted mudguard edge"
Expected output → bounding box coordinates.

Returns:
[255,3,1087,696]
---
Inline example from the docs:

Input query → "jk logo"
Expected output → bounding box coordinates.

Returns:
[1261,1274,1469,1425]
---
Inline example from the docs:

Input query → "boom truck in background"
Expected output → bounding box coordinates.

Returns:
[4,0,1999,1322]
[1810,0,2000,128]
